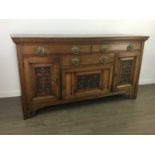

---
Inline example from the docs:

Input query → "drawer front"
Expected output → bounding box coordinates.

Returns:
[61,53,114,66]
[92,42,141,53]
[21,44,91,55]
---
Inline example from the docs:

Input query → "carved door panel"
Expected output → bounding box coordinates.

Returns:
[113,52,139,91]
[24,57,60,104]
[62,65,113,99]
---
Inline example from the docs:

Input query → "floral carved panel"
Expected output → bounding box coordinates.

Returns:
[34,66,52,96]
[76,73,100,90]
[119,60,133,84]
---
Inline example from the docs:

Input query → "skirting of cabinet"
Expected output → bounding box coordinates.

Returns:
[12,35,149,119]
[25,90,133,119]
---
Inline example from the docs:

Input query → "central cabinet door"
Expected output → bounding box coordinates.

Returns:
[62,65,113,99]
[23,56,60,104]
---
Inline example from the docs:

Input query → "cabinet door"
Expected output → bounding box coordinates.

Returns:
[23,57,60,104]
[113,52,139,91]
[62,65,113,99]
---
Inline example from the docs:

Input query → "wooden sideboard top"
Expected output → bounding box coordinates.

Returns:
[11,34,149,43]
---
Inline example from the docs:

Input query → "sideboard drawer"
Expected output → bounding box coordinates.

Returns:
[61,53,114,66]
[21,44,91,55]
[92,42,141,53]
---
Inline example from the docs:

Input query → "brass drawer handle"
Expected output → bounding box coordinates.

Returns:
[71,46,80,54]
[99,55,109,64]
[36,47,45,56]
[127,44,134,51]
[71,57,80,66]
[100,45,108,53]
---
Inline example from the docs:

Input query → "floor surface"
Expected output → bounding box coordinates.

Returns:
[0,84,155,134]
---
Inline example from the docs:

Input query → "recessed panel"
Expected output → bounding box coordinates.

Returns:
[119,59,133,85]
[76,73,100,91]
[34,66,52,96]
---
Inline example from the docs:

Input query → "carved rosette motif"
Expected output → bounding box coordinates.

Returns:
[120,60,133,84]
[34,66,51,96]
[76,73,100,90]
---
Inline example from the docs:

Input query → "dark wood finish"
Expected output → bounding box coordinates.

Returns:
[12,35,149,119]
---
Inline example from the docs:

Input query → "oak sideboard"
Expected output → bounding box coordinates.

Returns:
[12,35,149,119]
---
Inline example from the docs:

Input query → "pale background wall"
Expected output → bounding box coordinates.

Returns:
[0,19,155,98]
